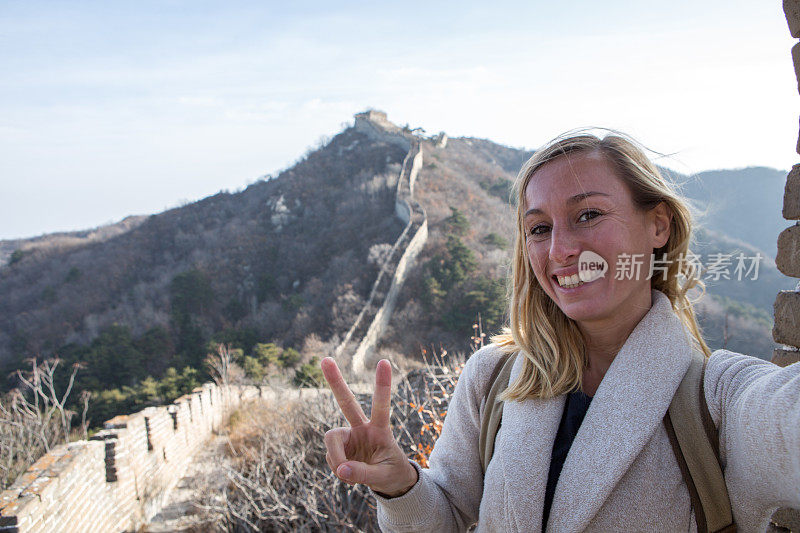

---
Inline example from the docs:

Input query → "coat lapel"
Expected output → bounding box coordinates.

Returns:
[500,362,565,533]
[546,289,695,532]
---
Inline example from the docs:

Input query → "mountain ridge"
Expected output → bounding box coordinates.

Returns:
[0,112,792,393]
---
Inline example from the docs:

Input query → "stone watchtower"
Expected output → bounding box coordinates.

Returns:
[354,109,402,134]
[353,109,410,151]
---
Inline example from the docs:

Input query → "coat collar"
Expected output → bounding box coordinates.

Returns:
[499,289,695,533]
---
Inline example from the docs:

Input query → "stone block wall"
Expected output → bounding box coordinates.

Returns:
[766,3,800,531]
[0,382,264,532]
[774,2,800,369]
[349,143,427,373]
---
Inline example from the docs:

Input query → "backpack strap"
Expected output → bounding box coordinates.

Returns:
[478,351,517,475]
[664,351,736,533]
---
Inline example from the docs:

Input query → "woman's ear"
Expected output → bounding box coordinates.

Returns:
[649,202,672,249]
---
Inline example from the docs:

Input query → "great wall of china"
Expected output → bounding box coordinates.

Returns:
[0,110,433,532]
[3,3,800,525]
[333,110,431,375]
[0,381,332,532]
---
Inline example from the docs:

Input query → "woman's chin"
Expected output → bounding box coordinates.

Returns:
[553,291,613,323]
[559,304,607,324]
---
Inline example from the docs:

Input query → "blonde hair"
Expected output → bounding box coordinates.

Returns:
[492,131,711,402]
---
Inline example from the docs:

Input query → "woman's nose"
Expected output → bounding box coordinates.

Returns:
[549,224,581,264]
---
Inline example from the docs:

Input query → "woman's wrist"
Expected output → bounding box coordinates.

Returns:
[376,461,419,498]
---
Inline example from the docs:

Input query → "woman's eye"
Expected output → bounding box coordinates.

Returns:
[529,224,549,236]
[527,211,600,237]
[578,210,601,223]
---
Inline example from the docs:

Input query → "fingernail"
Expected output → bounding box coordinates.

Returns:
[338,465,352,480]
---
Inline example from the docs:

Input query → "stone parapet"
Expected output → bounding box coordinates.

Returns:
[770,10,800,529]
[785,165,800,220]
[776,224,800,277]
[786,0,800,38]
[0,383,262,532]
[773,290,800,348]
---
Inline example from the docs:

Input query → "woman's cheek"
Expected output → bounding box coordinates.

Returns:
[526,241,546,274]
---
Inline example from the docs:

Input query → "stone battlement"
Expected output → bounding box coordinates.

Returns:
[0,383,265,532]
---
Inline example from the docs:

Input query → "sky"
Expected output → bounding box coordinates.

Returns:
[1,0,797,240]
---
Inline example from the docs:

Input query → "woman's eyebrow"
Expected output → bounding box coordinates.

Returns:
[524,191,610,217]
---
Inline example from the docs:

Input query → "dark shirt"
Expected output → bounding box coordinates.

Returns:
[542,389,593,532]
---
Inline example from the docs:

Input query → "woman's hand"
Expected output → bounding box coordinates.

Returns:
[320,357,418,497]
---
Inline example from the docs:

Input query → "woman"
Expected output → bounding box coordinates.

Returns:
[321,132,800,532]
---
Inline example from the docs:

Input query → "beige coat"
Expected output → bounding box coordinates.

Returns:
[373,290,800,532]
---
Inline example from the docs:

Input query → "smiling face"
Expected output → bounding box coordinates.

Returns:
[522,150,671,330]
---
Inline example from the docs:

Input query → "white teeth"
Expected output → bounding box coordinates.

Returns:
[556,274,583,288]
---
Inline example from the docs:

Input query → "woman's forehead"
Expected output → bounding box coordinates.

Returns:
[523,152,626,211]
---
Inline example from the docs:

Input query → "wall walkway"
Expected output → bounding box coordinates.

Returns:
[334,115,430,375]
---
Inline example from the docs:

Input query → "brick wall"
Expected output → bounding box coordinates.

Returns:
[0,382,265,532]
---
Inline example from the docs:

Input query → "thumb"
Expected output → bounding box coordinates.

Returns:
[336,460,384,486]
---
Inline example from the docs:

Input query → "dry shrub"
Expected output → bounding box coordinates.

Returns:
[219,394,376,532]
[393,348,465,468]
[299,334,335,366]
[213,348,466,532]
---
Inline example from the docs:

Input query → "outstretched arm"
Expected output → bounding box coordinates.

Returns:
[704,350,800,510]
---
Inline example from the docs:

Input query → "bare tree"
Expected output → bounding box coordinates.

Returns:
[206,344,244,388]
[15,358,83,444]
[0,357,87,489]
[79,390,91,440]
[205,344,245,408]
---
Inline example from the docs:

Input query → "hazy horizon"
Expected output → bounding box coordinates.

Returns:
[0,141,789,242]
[2,0,796,240]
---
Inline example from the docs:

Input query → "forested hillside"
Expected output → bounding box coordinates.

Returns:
[676,166,788,259]
[0,124,409,422]
[375,141,791,361]
[0,114,791,427]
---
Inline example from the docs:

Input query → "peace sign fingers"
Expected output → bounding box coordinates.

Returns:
[370,359,393,428]
[320,357,418,497]
[321,357,368,427]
